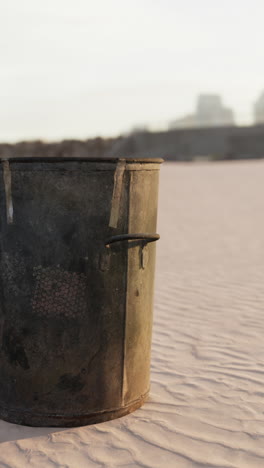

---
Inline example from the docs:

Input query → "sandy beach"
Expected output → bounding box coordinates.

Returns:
[1,160,264,467]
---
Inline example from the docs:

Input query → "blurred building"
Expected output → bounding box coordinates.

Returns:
[170,94,235,129]
[196,94,234,126]
[254,91,264,124]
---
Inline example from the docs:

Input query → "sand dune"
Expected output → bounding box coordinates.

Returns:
[1,160,264,467]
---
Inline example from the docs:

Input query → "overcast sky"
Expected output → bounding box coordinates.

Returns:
[0,0,263,142]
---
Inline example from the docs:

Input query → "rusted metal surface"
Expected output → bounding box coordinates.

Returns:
[0,157,162,427]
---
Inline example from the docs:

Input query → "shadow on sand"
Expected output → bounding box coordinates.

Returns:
[0,419,69,444]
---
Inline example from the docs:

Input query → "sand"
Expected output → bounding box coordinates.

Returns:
[1,160,264,467]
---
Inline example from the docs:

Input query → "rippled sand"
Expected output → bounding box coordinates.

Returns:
[1,160,264,467]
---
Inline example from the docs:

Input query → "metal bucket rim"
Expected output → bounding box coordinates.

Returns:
[1,157,164,164]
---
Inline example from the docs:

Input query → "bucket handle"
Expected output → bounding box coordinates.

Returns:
[105,233,160,247]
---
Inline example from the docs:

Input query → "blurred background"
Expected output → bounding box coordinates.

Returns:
[1,0,264,160]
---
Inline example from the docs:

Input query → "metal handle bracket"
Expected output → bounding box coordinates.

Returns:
[105,233,160,247]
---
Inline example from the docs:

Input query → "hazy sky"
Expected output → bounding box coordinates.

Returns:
[0,0,264,142]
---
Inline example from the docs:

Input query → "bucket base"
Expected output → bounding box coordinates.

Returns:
[0,393,149,427]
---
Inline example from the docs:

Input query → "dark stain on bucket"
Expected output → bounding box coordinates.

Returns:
[2,327,30,370]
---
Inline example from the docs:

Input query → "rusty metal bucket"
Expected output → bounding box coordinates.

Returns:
[0,157,162,426]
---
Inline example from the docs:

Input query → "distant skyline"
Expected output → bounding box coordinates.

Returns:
[170,94,235,129]
[1,0,264,142]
